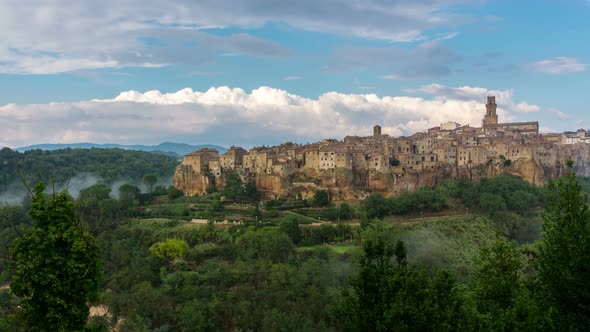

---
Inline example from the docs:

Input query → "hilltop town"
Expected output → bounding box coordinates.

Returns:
[173,96,590,199]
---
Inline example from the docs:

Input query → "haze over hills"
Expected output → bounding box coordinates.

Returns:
[14,142,227,156]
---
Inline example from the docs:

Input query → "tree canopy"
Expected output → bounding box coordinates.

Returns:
[539,161,590,329]
[10,182,101,331]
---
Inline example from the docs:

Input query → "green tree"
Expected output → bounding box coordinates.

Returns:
[150,238,190,260]
[118,183,140,208]
[10,182,101,331]
[339,202,353,220]
[243,180,260,202]
[470,242,524,330]
[77,184,116,233]
[236,228,294,263]
[539,161,590,329]
[143,174,158,193]
[478,193,507,216]
[79,183,111,203]
[223,171,243,202]
[167,186,183,200]
[279,218,302,244]
[312,190,330,207]
[365,193,389,219]
[340,235,467,331]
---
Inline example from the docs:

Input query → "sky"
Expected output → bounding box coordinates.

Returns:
[0,0,588,148]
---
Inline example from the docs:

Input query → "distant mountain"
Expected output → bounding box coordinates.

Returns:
[15,142,227,156]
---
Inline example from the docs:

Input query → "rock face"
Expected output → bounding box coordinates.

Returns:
[173,164,212,197]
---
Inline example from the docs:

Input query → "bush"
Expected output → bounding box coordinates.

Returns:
[167,186,184,200]
[313,190,330,207]
[149,238,190,260]
[235,228,293,262]
[365,194,389,219]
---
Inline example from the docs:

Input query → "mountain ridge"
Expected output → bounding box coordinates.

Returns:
[14,142,227,156]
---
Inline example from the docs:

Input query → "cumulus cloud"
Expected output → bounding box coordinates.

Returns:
[526,57,587,74]
[0,85,544,148]
[0,0,474,73]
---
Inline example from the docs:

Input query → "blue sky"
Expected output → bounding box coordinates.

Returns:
[0,0,588,148]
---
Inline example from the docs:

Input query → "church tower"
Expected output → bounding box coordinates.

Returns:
[482,96,498,128]
[373,125,382,137]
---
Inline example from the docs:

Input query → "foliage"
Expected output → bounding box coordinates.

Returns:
[236,228,294,263]
[339,232,468,331]
[77,184,122,234]
[539,161,590,329]
[119,183,140,208]
[150,238,190,260]
[166,186,183,200]
[279,218,302,244]
[312,190,330,207]
[222,171,243,201]
[143,174,158,193]
[10,182,101,331]
[455,174,543,216]
[395,216,503,276]
[0,205,32,284]
[389,158,400,166]
[469,242,537,330]
[221,171,260,203]
[0,147,178,193]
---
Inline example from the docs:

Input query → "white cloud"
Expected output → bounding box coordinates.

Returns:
[284,76,303,81]
[514,102,540,113]
[0,0,472,73]
[526,57,587,74]
[0,85,540,148]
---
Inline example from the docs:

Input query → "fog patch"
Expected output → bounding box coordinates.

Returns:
[56,173,104,198]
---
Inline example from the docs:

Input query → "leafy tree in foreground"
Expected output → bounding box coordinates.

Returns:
[340,232,467,331]
[10,182,101,331]
[539,161,590,329]
[469,242,546,330]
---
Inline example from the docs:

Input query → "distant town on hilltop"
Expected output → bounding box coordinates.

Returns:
[173,96,590,200]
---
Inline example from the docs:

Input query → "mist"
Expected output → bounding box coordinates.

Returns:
[0,172,173,205]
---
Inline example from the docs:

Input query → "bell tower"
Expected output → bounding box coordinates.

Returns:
[373,125,382,137]
[482,96,498,128]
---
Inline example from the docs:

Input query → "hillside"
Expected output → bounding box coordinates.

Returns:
[0,147,180,199]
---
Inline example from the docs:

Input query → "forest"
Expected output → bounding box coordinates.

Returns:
[0,149,589,331]
[0,147,179,195]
